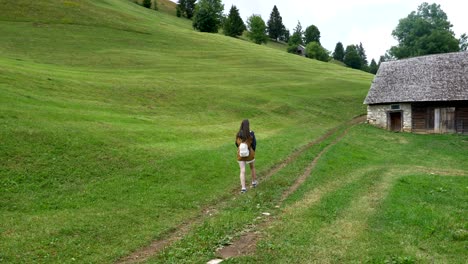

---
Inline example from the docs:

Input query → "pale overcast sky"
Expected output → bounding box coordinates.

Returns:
[171,1,467,61]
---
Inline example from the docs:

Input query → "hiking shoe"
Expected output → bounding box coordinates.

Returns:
[252,181,258,188]
[241,188,247,193]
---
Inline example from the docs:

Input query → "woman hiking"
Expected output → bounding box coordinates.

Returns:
[235,119,257,193]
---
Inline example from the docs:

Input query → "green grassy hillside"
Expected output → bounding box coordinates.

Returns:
[0,0,373,262]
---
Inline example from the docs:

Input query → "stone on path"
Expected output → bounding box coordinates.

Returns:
[207,259,223,264]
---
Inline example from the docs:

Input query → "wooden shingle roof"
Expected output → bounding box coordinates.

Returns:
[364,52,468,105]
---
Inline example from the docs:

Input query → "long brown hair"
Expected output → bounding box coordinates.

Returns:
[237,119,251,142]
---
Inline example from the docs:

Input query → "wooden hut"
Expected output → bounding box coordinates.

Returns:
[296,45,306,57]
[364,52,468,134]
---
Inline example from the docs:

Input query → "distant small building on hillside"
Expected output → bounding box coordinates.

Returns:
[364,52,468,134]
[296,45,306,57]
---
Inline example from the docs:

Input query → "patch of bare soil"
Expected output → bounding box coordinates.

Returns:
[217,232,258,259]
[116,220,195,264]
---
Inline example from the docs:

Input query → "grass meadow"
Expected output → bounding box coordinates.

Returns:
[247,125,468,264]
[0,0,466,263]
[150,125,468,263]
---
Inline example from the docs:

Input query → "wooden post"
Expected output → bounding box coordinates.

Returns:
[434,108,440,133]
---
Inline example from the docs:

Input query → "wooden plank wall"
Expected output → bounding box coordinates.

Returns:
[412,102,468,134]
[412,105,434,133]
[456,106,468,134]
[412,105,428,132]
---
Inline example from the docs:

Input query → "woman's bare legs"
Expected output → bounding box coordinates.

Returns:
[239,161,246,190]
[249,162,257,185]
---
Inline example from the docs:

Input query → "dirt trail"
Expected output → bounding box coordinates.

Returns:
[215,116,366,260]
[116,116,366,264]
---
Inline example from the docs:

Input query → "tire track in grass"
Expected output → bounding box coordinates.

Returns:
[116,116,366,264]
[279,116,365,202]
[214,121,467,262]
[308,169,398,262]
[282,167,382,214]
[287,167,467,263]
[215,168,371,260]
[215,116,366,260]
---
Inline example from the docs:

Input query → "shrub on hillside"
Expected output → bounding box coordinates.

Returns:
[246,15,268,44]
[192,0,224,33]
[305,42,329,62]
[287,44,299,54]
[142,0,151,8]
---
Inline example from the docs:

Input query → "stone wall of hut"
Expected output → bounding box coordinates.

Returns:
[367,103,412,132]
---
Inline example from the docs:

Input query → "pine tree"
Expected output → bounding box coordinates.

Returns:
[288,21,303,46]
[333,42,345,62]
[280,27,290,42]
[369,59,378,74]
[267,5,285,41]
[356,42,369,71]
[287,21,304,54]
[223,5,246,37]
[344,45,362,70]
[185,0,196,19]
[378,55,386,67]
[460,33,468,51]
[177,0,196,19]
[177,0,186,17]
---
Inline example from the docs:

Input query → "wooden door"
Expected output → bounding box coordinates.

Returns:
[442,107,455,133]
[389,112,402,132]
[436,108,455,133]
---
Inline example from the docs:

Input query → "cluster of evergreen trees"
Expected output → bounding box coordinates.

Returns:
[179,2,330,62]
[174,1,467,75]
[332,42,378,74]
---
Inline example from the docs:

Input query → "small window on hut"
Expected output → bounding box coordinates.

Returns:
[391,104,400,110]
